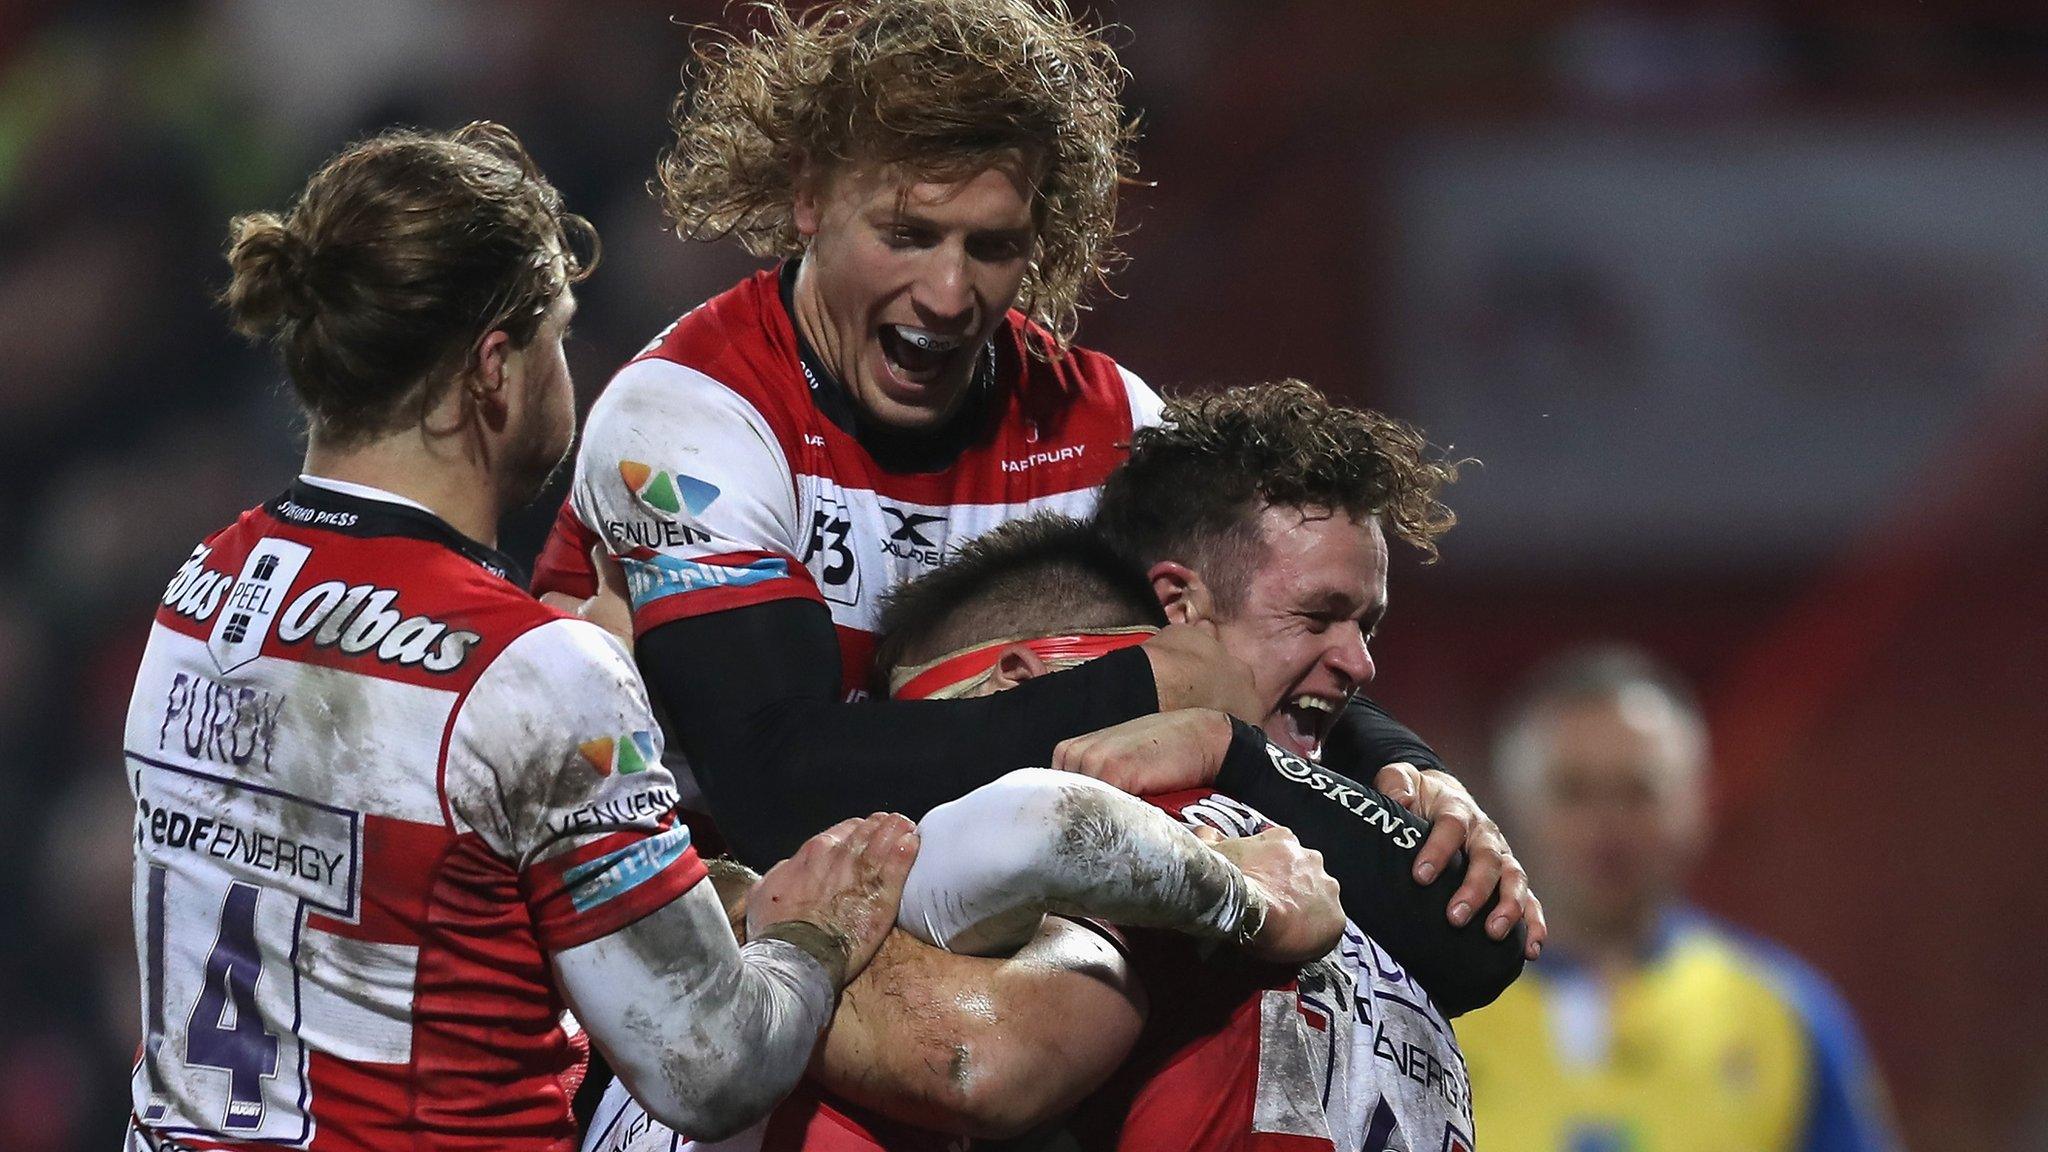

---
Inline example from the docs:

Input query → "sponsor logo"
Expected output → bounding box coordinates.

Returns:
[601,517,708,550]
[134,761,359,911]
[562,824,693,914]
[547,785,679,837]
[160,673,286,772]
[138,797,350,889]
[619,460,719,518]
[163,545,233,623]
[208,539,312,674]
[273,582,481,672]
[879,505,947,566]
[1000,444,1086,473]
[621,553,788,608]
[1265,743,1422,850]
[578,730,658,777]
[272,498,359,530]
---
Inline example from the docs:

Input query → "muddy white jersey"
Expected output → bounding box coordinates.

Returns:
[126,478,705,1152]
[1093,789,1476,1152]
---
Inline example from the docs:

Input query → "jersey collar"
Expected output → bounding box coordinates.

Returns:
[777,259,1000,474]
[272,477,524,584]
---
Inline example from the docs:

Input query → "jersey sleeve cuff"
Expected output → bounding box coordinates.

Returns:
[529,823,710,954]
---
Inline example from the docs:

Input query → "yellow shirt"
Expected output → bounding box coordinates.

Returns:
[1454,913,1895,1152]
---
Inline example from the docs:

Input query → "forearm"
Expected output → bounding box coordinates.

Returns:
[1215,719,1524,1015]
[640,603,1159,867]
[555,886,836,1142]
[818,919,1144,1139]
[900,767,1257,956]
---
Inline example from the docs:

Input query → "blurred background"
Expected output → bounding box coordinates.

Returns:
[1,0,2043,1149]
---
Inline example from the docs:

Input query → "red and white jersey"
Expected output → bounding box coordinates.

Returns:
[126,477,705,1152]
[1076,790,1476,1152]
[532,265,1162,697]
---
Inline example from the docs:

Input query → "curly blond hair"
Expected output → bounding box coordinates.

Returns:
[657,0,1135,347]
[1096,381,1465,603]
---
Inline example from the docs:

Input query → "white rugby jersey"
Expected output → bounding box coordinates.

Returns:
[126,477,704,1152]
[532,266,1163,698]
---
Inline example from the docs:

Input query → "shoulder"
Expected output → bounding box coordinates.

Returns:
[1006,318,1158,430]
[467,615,648,722]
[1680,913,1875,1060]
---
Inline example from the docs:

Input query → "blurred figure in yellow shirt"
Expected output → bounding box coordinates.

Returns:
[1456,647,1898,1152]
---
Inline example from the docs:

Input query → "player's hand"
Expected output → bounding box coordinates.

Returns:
[538,544,635,649]
[1140,621,1262,721]
[1196,825,1344,966]
[1051,709,1233,794]
[1375,762,1546,959]
[747,813,920,989]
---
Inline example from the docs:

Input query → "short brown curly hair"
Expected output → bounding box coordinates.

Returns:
[1095,381,1464,605]
[656,0,1135,347]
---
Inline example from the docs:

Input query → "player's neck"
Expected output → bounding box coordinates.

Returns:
[302,436,504,549]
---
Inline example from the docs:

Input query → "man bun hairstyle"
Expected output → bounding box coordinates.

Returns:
[874,513,1162,682]
[1095,380,1464,607]
[223,121,598,446]
[658,0,1136,348]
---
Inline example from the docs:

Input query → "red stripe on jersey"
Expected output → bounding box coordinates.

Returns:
[410,833,582,1149]
[835,624,876,699]
[624,548,823,635]
[532,501,601,601]
[523,816,709,954]
[307,814,452,943]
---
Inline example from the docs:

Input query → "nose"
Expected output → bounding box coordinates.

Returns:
[912,245,975,328]
[1326,622,1375,692]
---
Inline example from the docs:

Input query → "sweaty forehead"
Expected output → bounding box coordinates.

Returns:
[1252,505,1387,606]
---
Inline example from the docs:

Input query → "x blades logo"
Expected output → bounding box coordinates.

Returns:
[578,730,658,777]
[619,461,719,518]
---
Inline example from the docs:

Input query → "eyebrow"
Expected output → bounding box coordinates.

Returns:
[1360,596,1388,635]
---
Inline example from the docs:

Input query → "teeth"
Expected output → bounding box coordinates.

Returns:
[891,325,964,353]
[1291,695,1338,714]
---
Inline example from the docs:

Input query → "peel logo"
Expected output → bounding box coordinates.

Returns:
[578,730,657,776]
[619,461,719,518]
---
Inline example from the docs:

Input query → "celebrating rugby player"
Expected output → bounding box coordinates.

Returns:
[535,0,1539,954]
[585,383,1517,1151]
[125,123,915,1152]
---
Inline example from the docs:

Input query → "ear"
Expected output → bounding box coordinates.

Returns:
[467,329,517,430]
[1148,561,1211,625]
[792,160,827,240]
[987,644,1051,692]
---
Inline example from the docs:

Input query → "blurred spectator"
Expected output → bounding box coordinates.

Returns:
[1456,646,1900,1152]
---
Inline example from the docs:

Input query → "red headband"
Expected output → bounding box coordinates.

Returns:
[892,630,1154,701]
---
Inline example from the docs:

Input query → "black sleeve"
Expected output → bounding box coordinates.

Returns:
[1321,694,1445,774]
[637,598,1160,869]
[1211,719,1525,1016]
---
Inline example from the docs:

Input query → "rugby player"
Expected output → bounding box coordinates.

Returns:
[870,512,1482,1152]
[126,123,915,1152]
[530,0,1536,945]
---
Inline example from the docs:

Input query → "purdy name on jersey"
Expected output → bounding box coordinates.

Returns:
[127,479,705,1152]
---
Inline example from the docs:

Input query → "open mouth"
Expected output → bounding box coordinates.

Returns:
[878,324,967,387]
[1272,693,1344,758]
